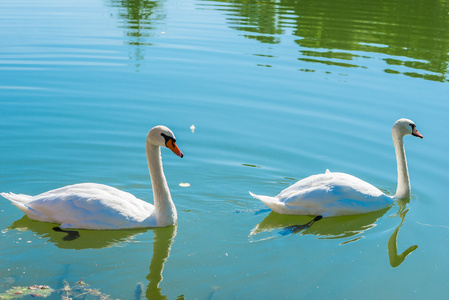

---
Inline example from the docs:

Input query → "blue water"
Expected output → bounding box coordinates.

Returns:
[1,0,448,299]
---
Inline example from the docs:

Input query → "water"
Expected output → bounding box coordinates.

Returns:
[0,0,448,298]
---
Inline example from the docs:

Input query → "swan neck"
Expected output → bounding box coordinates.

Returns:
[146,142,177,226]
[393,132,410,199]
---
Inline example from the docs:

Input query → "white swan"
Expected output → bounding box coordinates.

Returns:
[1,125,183,229]
[250,118,423,217]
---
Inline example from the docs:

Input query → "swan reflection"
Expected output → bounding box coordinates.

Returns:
[7,217,179,298]
[388,206,418,268]
[251,204,418,267]
[250,207,389,242]
[145,224,177,300]
[8,216,149,250]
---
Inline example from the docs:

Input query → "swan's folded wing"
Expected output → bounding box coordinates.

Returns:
[277,172,393,216]
[277,171,334,198]
[27,183,155,229]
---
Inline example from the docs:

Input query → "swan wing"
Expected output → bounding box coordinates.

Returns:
[7,183,155,229]
[276,171,393,216]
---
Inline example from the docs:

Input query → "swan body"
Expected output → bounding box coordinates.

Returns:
[250,170,393,217]
[250,118,423,217]
[1,125,184,229]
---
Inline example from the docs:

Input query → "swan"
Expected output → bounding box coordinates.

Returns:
[250,118,423,217]
[1,125,183,229]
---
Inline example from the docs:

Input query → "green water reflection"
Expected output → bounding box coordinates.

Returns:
[388,205,418,268]
[251,207,390,241]
[108,0,449,80]
[9,217,150,250]
[251,202,417,267]
[9,217,179,299]
[109,0,165,61]
[145,225,178,300]
[205,0,449,81]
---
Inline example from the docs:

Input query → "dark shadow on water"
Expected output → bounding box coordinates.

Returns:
[52,227,81,241]
[280,215,323,235]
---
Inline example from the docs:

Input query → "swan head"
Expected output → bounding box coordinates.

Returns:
[147,126,184,158]
[393,118,423,139]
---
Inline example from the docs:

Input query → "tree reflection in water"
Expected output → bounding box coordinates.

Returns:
[107,0,448,80]
[109,0,165,62]
[205,0,449,82]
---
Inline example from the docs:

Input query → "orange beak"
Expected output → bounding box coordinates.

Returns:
[412,128,423,139]
[166,139,184,158]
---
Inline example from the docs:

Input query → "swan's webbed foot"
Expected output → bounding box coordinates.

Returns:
[53,227,80,241]
[280,215,323,236]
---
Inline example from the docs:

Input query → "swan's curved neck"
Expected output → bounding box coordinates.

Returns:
[393,132,410,199]
[146,142,177,226]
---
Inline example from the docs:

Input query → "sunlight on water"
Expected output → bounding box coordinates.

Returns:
[0,0,448,299]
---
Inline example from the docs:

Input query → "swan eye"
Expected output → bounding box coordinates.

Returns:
[161,133,176,145]
[409,124,415,131]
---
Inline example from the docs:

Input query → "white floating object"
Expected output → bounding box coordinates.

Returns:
[190,124,195,133]
[179,182,190,187]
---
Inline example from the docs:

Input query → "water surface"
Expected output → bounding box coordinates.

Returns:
[1,0,448,299]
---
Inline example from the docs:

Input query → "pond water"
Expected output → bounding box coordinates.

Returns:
[1,0,448,299]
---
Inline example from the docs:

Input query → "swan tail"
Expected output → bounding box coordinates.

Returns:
[1,192,32,205]
[249,191,276,203]
[249,192,284,212]
[1,192,44,220]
